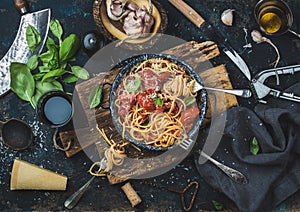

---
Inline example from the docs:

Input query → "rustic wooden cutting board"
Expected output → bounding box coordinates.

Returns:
[60,41,238,160]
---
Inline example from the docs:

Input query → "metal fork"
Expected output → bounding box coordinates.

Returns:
[199,151,247,184]
[179,138,195,151]
[64,158,107,209]
[192,81,252,98]
[179,139,247,184]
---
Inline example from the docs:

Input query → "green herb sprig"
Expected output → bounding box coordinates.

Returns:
[250,136,260,155]
[10,19,89,108]
[212,200,224,211]
[88,85,102,109]
[154,96,164,107]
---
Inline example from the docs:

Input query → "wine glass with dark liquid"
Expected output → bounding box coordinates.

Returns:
[36,90,73,128]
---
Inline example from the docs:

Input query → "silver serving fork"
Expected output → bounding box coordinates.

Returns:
[64,158,107,209]
[191,81,252,98]
[179,138,195,151]
[179,139,247,184]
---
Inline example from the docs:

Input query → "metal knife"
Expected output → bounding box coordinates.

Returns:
[0,0,51,96]
[168,0,252,81]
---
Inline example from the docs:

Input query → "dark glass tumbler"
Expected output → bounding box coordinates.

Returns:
[36,90,73,128]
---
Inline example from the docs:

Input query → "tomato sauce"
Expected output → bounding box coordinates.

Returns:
[136,89,156,112]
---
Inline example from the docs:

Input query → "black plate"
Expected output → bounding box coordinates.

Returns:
[109,54,207,151]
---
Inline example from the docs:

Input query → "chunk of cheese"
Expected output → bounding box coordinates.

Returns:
[10,159,68,191]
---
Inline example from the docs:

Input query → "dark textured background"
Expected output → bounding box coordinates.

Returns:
[0,0,299,211]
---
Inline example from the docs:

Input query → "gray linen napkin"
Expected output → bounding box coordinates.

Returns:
[194,83,300,212]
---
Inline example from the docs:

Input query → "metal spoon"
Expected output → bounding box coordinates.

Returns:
[0,118,33,151]
[193,82,252,98]
[199,150,248,184]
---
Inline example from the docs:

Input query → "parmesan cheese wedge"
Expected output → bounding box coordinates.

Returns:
[10,159,68,191]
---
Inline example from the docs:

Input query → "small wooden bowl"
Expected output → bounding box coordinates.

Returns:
[93,0,168,49]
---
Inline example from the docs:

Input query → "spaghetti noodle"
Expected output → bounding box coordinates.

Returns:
[114,58,201,148]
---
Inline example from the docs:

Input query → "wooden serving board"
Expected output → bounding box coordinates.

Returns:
[60,41,238,160]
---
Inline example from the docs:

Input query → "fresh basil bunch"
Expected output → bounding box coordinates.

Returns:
[10,19,89,108]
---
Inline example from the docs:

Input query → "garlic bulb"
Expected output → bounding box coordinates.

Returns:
[251,30,265,43]
[251,30,281,68]
[221,9,234,26]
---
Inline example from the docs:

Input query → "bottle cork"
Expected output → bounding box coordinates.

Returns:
[121,182,142,207]
[107,174,127,185]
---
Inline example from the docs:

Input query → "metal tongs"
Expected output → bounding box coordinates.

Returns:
[251,64,300,103]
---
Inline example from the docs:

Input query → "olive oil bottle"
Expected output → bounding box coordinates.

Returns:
[254,0,293,36]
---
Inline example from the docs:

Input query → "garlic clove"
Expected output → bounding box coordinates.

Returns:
[221,9,235,26]
[251,30,264,43]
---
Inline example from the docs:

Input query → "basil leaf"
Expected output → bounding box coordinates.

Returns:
[39,66,50,73]
[59,34,80,62]
[88,85,102,109]
[27,55,39,70]
[71,66,90,80]
[63,75,78,83]
[46,39,59,55]
[36,80,63,94]
[69,57,76,62]
[41,68,66,82]
[40,51,54,63]
[183,96,196,106]
[26,25,41,53]
[46,37,58,50]
[50,19,63,42]
[141,120,149,126]
[31,89,43,109]
[40,48,59,72]
[250,137,260,155]
[33,73,45,80]
[212,200,224,211]
[124,77,141,92]
[60,61,67,69]
[48,59,59,70]
[10,62,35,102]
[154,97,164,107]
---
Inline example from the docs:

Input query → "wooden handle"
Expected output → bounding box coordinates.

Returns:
[14,0,29,14]
[168,0,205,28]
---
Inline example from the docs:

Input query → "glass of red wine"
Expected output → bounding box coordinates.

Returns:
[36,90,73,128]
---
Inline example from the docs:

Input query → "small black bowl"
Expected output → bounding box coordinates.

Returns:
[36,90,73,128]
[109,54,207,151]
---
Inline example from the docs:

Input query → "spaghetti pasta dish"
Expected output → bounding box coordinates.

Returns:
[114,57,201,149]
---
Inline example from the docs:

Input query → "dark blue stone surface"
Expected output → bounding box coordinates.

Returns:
[0,0,300,211]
